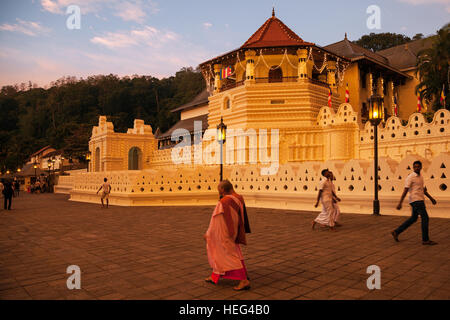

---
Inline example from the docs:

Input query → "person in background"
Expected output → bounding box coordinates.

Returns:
[328,171,342,227]
[0,180,4,210]
[313,169,337,230]
[96,178,111,208]
[14,179,20,197]
[35,180,41,194]
[3,180,14,210]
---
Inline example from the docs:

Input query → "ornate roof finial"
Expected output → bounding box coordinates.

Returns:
[345,32,347,39]
[272,7,275,17]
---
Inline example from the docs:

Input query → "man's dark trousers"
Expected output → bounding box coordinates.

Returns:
[395,200,429,242]
[4,196,12,210]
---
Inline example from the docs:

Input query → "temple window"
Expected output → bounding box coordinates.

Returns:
[128,147,143,170]
[95,147,100,172]
[224,97,231,109]
[361,102,368,121]
[269,66,283,83]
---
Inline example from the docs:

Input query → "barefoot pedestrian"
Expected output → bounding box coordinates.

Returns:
[204,180,251,291]
[313,169,336,230]
[96,178,111,209]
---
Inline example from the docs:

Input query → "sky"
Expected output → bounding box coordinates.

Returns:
[0,0,449,87]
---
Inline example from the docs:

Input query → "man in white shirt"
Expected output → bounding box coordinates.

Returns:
[391,161,437,245]
[96,178,111,209]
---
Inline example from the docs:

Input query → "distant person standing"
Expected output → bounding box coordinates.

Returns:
[35,180,41,194]
[96,178,111,209]
[391,161,437,245]
[0,180,4,210]
[14,180,20,197]
[3,180,14,210]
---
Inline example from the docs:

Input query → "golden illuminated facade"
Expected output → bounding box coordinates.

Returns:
[56,11,450,216]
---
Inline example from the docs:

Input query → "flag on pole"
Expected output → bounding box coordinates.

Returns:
[441,84,446,106]
[393,93,398,117]
[345,83,349,103]
[221,66,232,79]
[417,94,422,112]
[328,87,332,108]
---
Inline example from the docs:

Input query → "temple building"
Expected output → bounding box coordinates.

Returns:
[156,10,433,149]
[325,34,434,120]
[59,10,449,215]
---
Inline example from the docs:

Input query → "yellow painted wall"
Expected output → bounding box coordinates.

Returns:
[337,63,361,114]
[397,70,431,118]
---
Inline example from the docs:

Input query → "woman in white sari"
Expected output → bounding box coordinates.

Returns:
[313,170,336,230]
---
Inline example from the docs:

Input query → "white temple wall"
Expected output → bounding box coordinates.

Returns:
[68,153,450,217]
[61,105,450,216]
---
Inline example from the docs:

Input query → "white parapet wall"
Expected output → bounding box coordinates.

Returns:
[67,153,450,218]
[54,169,87,194]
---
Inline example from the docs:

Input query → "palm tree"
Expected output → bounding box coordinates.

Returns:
[415,27,449,111]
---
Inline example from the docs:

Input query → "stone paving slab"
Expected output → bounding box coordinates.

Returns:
[0,193,449,300]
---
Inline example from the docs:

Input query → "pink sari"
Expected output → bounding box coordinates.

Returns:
[206,195,248,283]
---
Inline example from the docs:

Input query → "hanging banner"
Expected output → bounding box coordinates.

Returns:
[221,66,232,79]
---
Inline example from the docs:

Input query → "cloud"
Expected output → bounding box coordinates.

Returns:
[0,35,214,87]
[397,0,450,13]
[0,18,50,36]
[91,25,179,49]
[203,22,212,29]
[40,0,108,14]
[114,1,147,23]
[40,0,160,22]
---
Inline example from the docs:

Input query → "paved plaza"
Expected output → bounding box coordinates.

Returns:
[0,193,449,300]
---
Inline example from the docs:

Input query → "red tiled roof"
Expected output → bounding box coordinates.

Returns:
[158,114,209,139]
[171,89,210,113]
[377,37,435,71]
[241,15,314,49]
[30,145,53,157]
[324,37,389,65]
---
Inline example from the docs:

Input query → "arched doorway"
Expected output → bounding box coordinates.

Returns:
[95,147,100,172]
[269,66,282,83]
[128,147,142,170]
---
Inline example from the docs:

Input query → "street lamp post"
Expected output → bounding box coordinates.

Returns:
[60,156,65,175]
[47,163,51,192]
[216,117,227,182]
[368,94,384,216]
[33,162,38,182]
[85,151,91,172]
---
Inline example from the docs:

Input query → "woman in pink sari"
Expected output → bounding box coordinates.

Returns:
[204,180,250,291]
